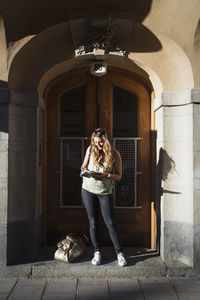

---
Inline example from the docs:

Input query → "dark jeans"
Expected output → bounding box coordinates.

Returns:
[81,188,122,254]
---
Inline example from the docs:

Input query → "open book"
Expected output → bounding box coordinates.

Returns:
[80,169,103,178]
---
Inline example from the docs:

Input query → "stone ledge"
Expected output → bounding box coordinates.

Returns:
[165,260,196,277]
[154,89,200,111]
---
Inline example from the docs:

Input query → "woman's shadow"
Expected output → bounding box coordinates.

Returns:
[125,146,181,266]
[155,147,181,252]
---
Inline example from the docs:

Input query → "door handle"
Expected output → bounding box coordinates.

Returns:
[137,171,143,175]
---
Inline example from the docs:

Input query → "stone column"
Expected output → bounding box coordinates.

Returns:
[0,88,10,266]
[155,89,200,268]
[193,95,200,268]
[7,90,39,264]
[35,96,45,254]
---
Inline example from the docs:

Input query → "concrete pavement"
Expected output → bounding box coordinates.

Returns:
[1,277,200,300]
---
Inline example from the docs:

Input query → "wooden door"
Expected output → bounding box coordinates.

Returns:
[44,68,151,246]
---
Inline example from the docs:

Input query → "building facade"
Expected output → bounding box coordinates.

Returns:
[0,0,200,270]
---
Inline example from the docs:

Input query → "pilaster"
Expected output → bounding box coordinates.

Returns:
[0,88,10,265]
[155,89,200,268]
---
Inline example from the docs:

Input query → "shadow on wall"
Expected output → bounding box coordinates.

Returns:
[69,10,162,55]
[0,81,9,134]
[155,147,181,251]
[1,0,153,43]
[7,0,162,91]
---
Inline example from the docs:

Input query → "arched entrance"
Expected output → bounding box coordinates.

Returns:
[44,67,152,247]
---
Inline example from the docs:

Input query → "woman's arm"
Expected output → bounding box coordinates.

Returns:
[81,146,91,170]
[111,149,122,181]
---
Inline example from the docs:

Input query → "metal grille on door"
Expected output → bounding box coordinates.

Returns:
[59,137,142,208]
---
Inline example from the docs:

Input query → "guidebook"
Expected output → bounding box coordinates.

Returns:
[80,169,103,178]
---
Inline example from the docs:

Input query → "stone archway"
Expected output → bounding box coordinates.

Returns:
[1,0,200,268]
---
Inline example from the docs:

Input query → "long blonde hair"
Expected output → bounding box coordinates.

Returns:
[91,128,113,167]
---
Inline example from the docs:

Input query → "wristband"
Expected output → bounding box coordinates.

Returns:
[107,173,111,178]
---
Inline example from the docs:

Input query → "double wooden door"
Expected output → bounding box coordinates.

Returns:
[44,68,151,246]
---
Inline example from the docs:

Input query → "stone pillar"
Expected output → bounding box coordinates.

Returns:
[155,89,200,268]
[193,96,200,268]
[35,96,45,254]
[0,88,10,266]
[7,90,39,264]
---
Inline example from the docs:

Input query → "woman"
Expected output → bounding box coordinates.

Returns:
[81,128,127,267]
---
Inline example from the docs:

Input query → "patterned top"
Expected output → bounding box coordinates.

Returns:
[82,153,114,195]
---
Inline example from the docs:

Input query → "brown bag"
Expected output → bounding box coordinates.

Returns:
[54,233,88,263]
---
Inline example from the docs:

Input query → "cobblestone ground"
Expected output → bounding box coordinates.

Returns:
[1,277,200,300]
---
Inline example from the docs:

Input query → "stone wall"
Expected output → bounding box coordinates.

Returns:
[155,89,200,268]
[0,88,9,265]
[7,90,39,264]
[193,102,200,267]
[35,97,45,254]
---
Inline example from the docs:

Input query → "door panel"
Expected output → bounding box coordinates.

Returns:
[113,86,138,137]
[45,73,95,244]
[85,75,97,137]
[60,86,85,137]
[98,74,113,136]
[111,72,151,245]
[44,69,151,246]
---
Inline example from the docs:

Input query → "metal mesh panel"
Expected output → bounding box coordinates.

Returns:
[60,137,140,208]
[61,138,83,207]
[114,138,139,207]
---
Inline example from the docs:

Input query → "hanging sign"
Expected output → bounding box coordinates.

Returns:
[90,61,107,77]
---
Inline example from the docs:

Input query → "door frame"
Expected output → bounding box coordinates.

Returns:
[42,66,156,248]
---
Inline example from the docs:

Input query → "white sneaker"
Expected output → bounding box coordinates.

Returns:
[117,252,127,267]
[91,251,101,265]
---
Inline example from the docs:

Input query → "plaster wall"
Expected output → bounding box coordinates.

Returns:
[129,34,194,96]
[144,0,200,57]
[193,21,200,88]
[0,16,8,82]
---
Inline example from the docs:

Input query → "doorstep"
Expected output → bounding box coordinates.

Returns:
[0,247,195,279]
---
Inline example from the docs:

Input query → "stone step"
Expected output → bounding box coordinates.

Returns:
[31,256,167,279]
[32,247,165,278]
[0,247,194,279]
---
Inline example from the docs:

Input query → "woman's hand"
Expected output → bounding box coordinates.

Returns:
[89,171,108,179]
[89,173,103,178]
[102,171,109,178]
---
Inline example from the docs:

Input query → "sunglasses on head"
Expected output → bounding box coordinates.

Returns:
[93,129,106,136]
